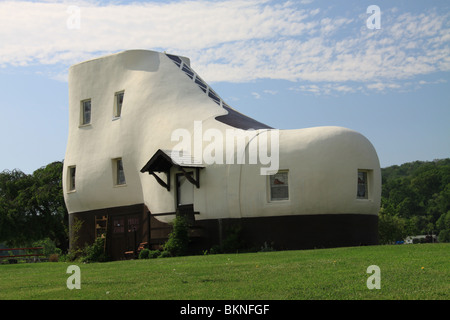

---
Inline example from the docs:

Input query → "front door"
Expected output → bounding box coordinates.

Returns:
[126,215,140,253]
[176,172,194,206]
[110,214,141,259]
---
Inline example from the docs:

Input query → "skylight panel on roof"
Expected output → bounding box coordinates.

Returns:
[182,65,195,79]
[195,77,207,92]
[166,53,182,67]
[164,52,272,130]
[166,53,226,106]
[208,91,220,104]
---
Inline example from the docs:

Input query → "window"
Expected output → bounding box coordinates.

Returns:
[113,158,126,186]
[114,91,124,118]
[113,218,124,234]
[80,99,91,125]
[68,166,76,191]
[269,170,289,201]
[127,217,139,233]
[357,170,368,199]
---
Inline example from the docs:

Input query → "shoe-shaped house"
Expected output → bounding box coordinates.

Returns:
[63,50,381,259]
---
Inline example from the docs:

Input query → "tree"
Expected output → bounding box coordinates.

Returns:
[380,159,450,239]
[378,210,407,244]
[26,162,68,250]
[0,162,68,251]
[436,211,450,243]
[0,169,34,244]
[427,184,450,222]
[438,229,450,243]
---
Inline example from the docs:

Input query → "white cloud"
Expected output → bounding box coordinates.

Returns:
[291,77,448,96]
[251,92,261,99]
[0,0,449,94]
[290,83,357,96]
[250,89,278,99]
[366,82,401,92]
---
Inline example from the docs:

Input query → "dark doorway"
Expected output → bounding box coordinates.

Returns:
[176,172,194,207]
[110,214,141,260]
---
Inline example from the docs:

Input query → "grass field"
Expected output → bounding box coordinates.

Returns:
[0,243,448,300]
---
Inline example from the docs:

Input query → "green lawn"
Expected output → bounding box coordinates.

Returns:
[0,243,448,300]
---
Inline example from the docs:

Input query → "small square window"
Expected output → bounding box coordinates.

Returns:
[113,158,126,186]
[269,170,289,201]
[81,99,91,125]
[357,170,368,199]
[113,218,124,234]
[68,166,76,191]
[114,91,124,118]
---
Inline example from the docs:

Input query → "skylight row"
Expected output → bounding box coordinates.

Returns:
[166,53,227,109]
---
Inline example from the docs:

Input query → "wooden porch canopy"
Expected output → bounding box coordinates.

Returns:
[140,149,204,191]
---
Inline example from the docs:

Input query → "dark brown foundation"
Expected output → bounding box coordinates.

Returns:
[69,203,378,260]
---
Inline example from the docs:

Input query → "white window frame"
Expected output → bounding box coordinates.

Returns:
[113,91,124,119]
[268,170,289,202]
[357,169,370,200]
[80,99,91,126]
[113,158,126,186]
[68,166,76,192]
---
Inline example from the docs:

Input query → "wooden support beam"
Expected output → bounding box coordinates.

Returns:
[178,166,200,188]
[150,171,170,191]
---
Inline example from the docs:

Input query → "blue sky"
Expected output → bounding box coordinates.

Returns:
[0,0,449,173]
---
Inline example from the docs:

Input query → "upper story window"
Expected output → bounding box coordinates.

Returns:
[357,170,369,199]
[113,158,126,186]
[80,99,91,125]
[269,170,289,201]
[113,91,124,118]
[68,166,76,192]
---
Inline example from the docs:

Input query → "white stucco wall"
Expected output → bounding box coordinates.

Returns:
[239,127,381,218]
[63,50,381,222]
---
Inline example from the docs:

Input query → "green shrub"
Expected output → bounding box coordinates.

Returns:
[80,237,108,263]
[221,225,245,253]
[139,248,150,259]
[32,238,62,257]
[205,225,247,254]
[209,245,223,255]
[63,247,84,262]
[163,215,189,257]
[139,249,161,259]
[158,250,172,258]
[148,250,161,259]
